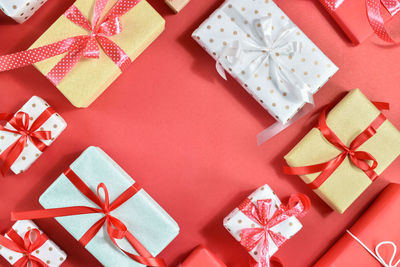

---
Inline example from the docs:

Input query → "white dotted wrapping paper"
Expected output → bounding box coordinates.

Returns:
[0,0,48,23]
[223,184,302,262]
[0,96,67,174]
[192,0,338,124]
[0,220,67,266]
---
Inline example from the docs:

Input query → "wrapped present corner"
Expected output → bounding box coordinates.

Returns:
[284,89,400,213]
[165,0,190,13]
[0,96,67,175]
[314,183,400,266]
[223,184,310,266]
[181,245,227,267]
[0,0,48,23]
[0,220,67,266]
[192,0,338,125]
[319,0,400,45]
[0,0,165,108]
[12,146,180,266]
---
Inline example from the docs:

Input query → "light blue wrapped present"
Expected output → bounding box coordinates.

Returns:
[39,146,180,266]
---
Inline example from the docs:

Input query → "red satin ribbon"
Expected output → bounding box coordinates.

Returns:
[0,228,48,267]
[0,108,55,175]
[238,193,311,267]
[284,102,389,190]
[11,168,166,267]
[0,0,139,85]
[321,0,400,43]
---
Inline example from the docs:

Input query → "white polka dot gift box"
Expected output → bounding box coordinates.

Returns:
[192,0,338,126]
[223,184,310,266]
[0,0,48,24]
[0,96,67,175]
[0,220,67,266]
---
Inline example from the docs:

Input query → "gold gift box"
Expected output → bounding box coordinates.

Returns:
[284,89,400,213]
[30,0,165,108]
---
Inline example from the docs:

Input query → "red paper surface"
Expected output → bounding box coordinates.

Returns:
[314,184,400,266]
[182,245,227,267]
[1,0,400,266]
[319,0,394,45]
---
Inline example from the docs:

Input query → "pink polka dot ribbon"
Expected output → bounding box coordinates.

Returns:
[0,0,142,85]
[321,0,400,43]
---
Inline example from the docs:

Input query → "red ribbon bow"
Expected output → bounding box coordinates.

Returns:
[0,108,55,176]
[0,0,139,85]
[284,102,389,189]
[321,0,400,43]
[238,193,311,267]
[11,168,166,267]
[0,228,48,267]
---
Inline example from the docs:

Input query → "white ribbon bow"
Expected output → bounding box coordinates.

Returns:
[217,16,314,104]
[347,230,400,267]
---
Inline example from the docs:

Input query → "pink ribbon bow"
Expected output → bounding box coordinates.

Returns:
[0,0,140,84]
[238,194,310,267]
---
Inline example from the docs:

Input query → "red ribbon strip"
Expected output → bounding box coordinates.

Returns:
[321,0,400,43]
[283,102,389,190]
[11,168,166,267]
[0,0,140,85]
[0,108,55,176]
[238,193,310,267]
[0,228,48,267]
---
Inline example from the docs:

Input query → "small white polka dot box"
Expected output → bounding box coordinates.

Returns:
[192,0,338,124]
[0,220,67,266]
[0,96,67,175]
[223,185,303,263]
[0,0,48,23]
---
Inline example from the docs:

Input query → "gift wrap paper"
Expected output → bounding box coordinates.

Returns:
[165,0,189,13]
[192,0,338,124]
[0,96,67,174]
[285,89,400,213]
[39,146,180,266]
[223,185,302,262]
[0,220,67,266]
[0,0,48,23]
[181,246,227,267]
[314,183,400,266]
[31,0,165,108]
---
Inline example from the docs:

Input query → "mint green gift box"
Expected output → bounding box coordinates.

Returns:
[39,146,180,266]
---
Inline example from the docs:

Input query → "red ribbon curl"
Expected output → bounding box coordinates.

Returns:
[238,193,311,267]
[284,102,389,190]
[11,168,166,267]
[0,0,140,85]
[0,228,48,267]
[0,108,55,176]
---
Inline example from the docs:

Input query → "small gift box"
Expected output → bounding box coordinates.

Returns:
[192,0,338,125]
[223,185,310,266]
[0,96,67,175]
[0,220,67,266]
[0,0,48,23]
[284,89,400,213]
[165,0,189,13]
[12,146,180,266]
[0,0,165,108]
[314,183,400,266]
[181,246,227,267]
[319,0,400,45]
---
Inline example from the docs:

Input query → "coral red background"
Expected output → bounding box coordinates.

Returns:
[1,0,400,266]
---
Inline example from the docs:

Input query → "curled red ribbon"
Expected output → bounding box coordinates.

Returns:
[284,102,389,190]
[238,193,311,267]
[0,108,55,176]
[0,228,48,267]
[321,0,400,43]
[11,168,166,267]
[0,0,139,85]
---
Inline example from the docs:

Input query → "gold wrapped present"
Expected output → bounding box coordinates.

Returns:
[30,0,165,108]
[284,89,400,213]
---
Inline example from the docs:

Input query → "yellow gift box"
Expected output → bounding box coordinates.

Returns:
[30,0,165,108]
[284,89,400,213]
